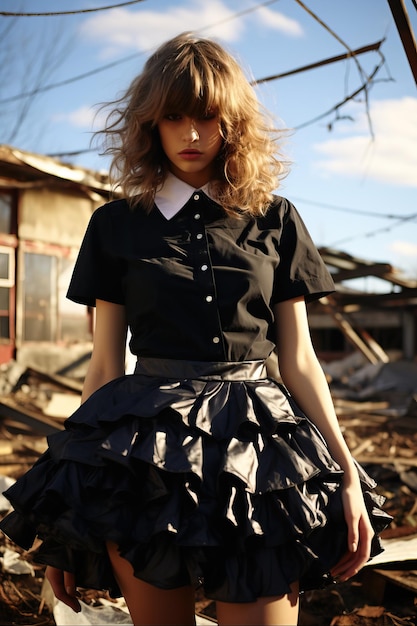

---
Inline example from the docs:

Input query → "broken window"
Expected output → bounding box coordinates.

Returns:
[23,252,54,341]
[22,251,90,343]
[0,247,14,340]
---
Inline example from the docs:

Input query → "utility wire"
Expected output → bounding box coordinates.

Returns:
[0,0,145,17]
[0,0,280,105]
[0,52,146,104]
[290,196,417,222]
[331,214,417,247]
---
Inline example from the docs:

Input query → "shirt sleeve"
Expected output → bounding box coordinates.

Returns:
[271,199,335,304]
[66,204,126,307]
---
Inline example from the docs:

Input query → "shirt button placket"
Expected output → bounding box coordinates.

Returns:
[191,194,224,357]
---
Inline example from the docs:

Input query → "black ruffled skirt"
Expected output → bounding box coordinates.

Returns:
[0,358,391,603]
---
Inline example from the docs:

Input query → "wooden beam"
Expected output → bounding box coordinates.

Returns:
[320,297,387,363]
[0,398,62,436]
[251,40,384,84]
[321,296,390,363]
[331,263,394,283]
[387,0,417,85]
[334,288,417,307]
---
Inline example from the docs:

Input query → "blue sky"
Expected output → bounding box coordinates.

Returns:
[2,0,417,286]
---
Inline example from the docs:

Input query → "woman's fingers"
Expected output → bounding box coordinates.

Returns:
[331,545,367,581]
[331,519,373,581]
[45,566,81,613]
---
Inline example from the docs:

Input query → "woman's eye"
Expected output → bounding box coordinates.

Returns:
[165,113,182,121]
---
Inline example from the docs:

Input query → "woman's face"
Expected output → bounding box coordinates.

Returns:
[157,112,223,187]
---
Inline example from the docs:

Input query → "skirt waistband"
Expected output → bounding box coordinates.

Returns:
[134,358,267,381]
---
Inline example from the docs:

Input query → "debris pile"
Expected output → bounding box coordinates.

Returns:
[0,354,416,625]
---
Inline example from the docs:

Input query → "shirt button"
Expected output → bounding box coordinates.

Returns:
[201,264,208,271]
[194,213,201,220]
[193,194,200,201]
[196,233,203,239]
[212,336,220,344]
[205,295,213,302]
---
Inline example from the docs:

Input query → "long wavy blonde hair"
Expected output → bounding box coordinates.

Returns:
[98,32,289,216]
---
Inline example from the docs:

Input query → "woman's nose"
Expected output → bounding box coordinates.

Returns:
[184,119,199,142]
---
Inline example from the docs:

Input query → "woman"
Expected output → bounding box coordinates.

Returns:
[0,33,391,626]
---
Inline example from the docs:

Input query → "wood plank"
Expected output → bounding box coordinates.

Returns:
[0,397,62,435]
[374,569,417,594]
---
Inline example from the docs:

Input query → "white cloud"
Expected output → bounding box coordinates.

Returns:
[52,105,104,129]
[79,1,241,55]
[313,97,417,188]
[257,6,303,36]
[79,0,303,56]
[389,240,417,258]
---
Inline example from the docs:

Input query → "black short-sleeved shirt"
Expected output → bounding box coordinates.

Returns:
[67,193,334,362]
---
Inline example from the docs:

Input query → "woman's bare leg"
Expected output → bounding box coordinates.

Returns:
[216,581,299,626]
[106,541,196,626]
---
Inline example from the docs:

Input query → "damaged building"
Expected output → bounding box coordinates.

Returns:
[0,145,111,372]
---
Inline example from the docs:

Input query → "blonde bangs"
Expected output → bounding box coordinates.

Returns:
[146,42,232,124]
[155,72,219,121]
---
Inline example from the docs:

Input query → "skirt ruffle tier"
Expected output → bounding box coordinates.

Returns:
[0,358,392,603]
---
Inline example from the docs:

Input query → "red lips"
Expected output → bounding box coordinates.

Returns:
[178,149,203,160]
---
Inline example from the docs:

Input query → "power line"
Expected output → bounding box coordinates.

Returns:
[0,52,147,104]
[0,0,145,17]
[0,0,280,105]
[290,196,416,221]
[330,213,417,247]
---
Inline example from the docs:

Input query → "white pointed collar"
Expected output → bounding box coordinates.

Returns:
[154,172,214,220]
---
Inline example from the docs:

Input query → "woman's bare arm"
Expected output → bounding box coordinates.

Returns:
[274,296,374,581]
[81,299,128,402]
[274,297,355,475]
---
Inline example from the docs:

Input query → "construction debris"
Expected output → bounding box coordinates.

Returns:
[0,353,416,625]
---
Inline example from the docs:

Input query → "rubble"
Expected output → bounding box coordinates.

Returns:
[0,354,416,625]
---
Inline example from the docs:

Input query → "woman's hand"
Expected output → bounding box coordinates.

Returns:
[45,565,81,613]
[330,477,374,582]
